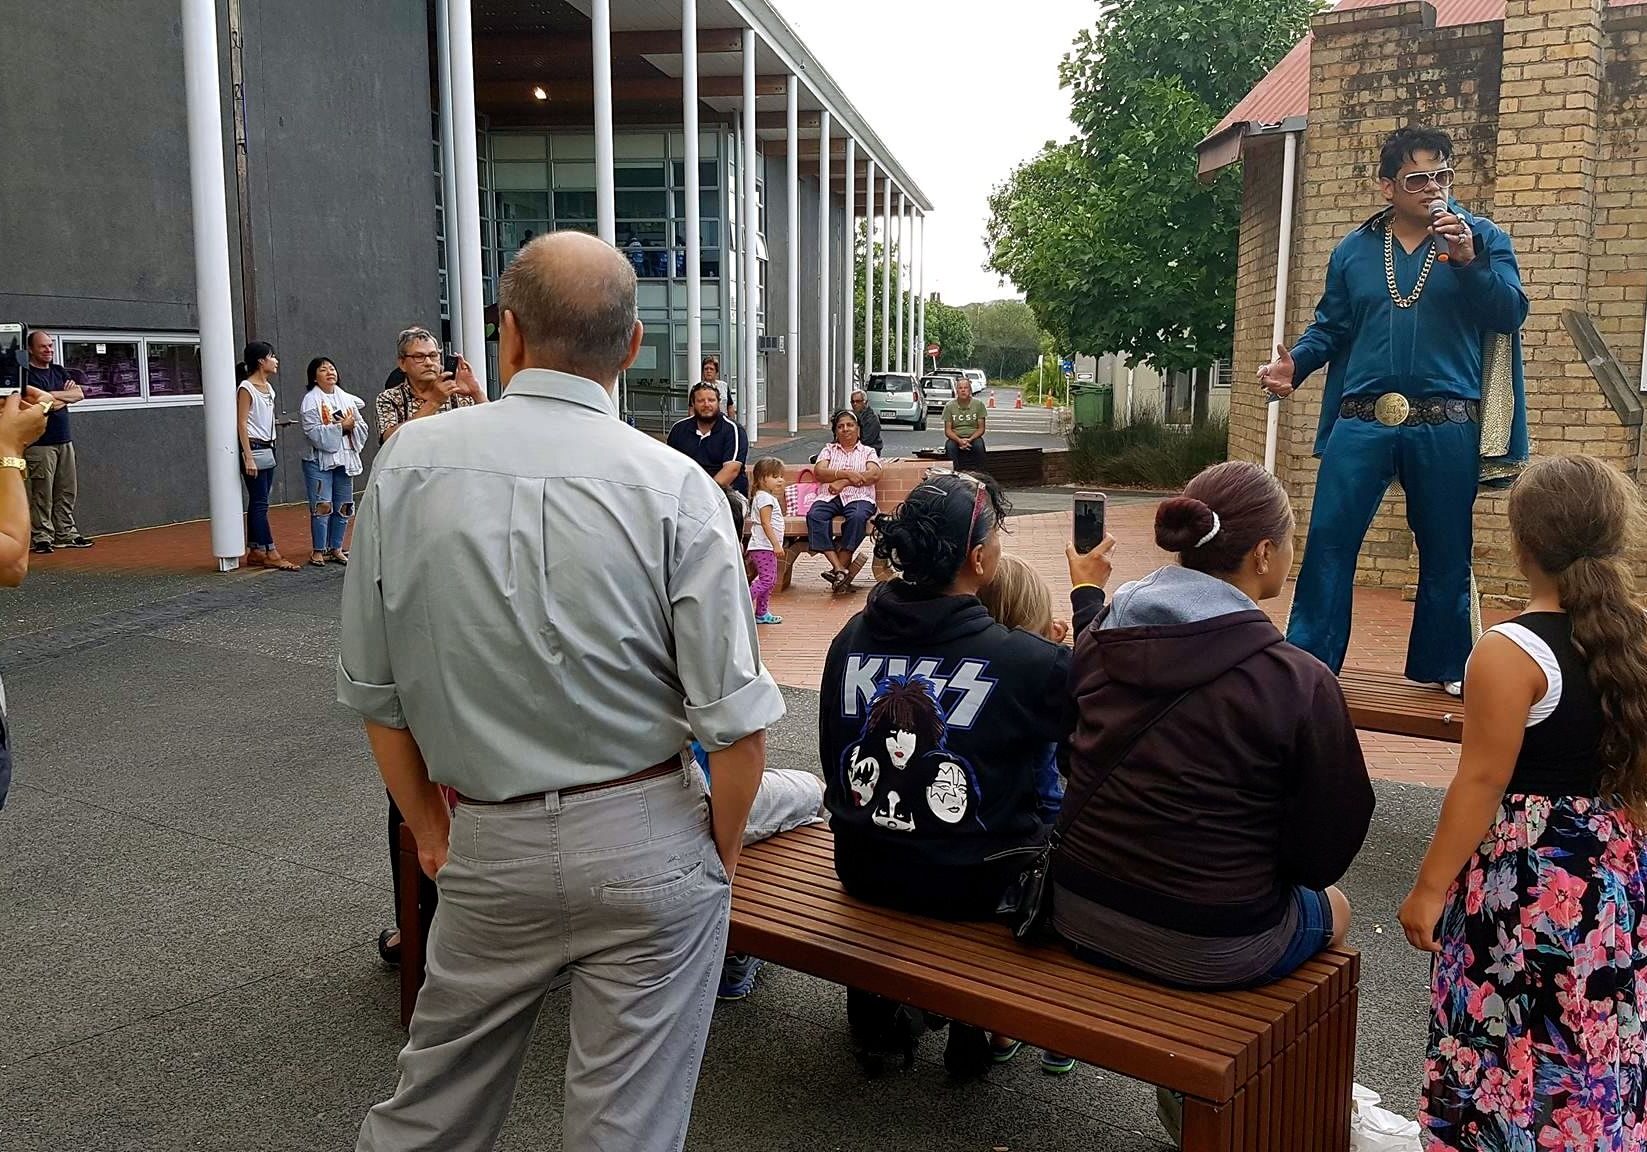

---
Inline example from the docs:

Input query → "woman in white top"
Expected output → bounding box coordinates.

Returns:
[235,341,299,571]
[806,409,882,594]
[300,357,370,567]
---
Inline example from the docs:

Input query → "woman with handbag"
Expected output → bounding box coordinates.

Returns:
[818,470,1111,1077]
[1055,460,1373,988]
[299,356,369,567]
[236,341,300,571]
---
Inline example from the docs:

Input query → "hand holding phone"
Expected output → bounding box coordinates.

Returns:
[0,324,24,397]
[1073,491,1107,555]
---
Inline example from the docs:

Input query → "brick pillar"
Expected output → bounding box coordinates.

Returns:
[1476,0,1614,600]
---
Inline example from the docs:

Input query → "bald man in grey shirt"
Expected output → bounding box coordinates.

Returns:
[341,232,784,1151]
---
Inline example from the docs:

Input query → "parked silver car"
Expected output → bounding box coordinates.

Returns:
[865,372,926,430]
[920,374,956,413]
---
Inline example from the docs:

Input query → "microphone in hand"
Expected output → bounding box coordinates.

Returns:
[1429,199,1452,263]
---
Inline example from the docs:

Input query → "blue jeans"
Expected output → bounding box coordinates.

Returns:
[806,497,875,555]
[302,458,353,552]
[243,465,276,550]
[1287,412,1479,682]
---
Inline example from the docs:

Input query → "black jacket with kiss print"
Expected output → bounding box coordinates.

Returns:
[819,579,1104,920]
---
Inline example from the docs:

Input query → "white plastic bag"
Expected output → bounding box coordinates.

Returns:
[1350,1084,1421,1152]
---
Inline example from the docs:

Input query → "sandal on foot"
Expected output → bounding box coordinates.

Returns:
[326,550,349,566]
[309,555,328,568]
[265,552,302,572]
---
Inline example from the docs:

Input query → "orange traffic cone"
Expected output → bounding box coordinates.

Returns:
[987,394,995,408]
[1014,394,1023,409]
[1044,393,1055,408]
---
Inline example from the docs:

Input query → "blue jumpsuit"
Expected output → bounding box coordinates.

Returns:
[1285,206,1528,683]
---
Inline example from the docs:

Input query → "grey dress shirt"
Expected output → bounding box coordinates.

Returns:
[337,367,786,801]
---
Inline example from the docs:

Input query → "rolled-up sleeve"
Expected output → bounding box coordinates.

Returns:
[336,476,405,728]
[669,494,786,751]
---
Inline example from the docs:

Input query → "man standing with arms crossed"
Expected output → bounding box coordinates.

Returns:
[1259,125,1528,693]
[341,232,783,1151]
[21,331,92,553]
[943,375,988,471]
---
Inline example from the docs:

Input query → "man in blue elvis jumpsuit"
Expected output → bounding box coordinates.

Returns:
[1260,126,1528,688]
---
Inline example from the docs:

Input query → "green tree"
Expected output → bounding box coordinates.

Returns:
[922,299,973,371]
[961,300,1045,380]
[986,0,1321,373]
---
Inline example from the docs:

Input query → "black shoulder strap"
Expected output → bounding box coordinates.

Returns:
[1051,685,1193,844]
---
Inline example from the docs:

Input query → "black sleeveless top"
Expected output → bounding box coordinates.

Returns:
[1502,613,1605,796]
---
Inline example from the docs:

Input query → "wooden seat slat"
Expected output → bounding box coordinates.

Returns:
[733,877,1273,1059]
[1339,667,1463,743]
[736,854,1312,1039]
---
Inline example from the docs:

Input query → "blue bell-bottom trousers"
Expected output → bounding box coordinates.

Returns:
[1286,414,1478,684]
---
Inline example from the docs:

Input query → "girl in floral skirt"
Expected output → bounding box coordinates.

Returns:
[1400,455,1647,1151]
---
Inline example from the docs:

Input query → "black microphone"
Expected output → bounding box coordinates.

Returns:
[1429,199,1451,263]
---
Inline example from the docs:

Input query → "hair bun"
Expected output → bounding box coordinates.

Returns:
[1156,496,1217,553]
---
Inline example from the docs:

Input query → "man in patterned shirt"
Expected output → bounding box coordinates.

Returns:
[375,326,487,444]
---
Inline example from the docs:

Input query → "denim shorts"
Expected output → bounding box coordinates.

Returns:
[1264,886,1334,981]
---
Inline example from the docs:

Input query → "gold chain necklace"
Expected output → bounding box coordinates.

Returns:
[1384,224,1436,309]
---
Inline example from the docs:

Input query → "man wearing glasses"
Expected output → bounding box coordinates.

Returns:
[1259,125,1528,694]
[375,326,487,445]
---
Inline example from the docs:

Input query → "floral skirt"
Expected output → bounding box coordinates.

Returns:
[1421,794,1647,1151]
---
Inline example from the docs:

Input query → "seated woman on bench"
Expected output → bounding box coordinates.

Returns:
[819,470,1111,1076]
[1054,461,1374,992]
[806,409,881,594]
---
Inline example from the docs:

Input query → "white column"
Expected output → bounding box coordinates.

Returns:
[183,0,245,569]
[906,199,917,370]
[840,136,856,416]
[894,192,906,373]
[741,28,759,443]
[447,0,486,390]
[1264,130,1300,475]
[436,0,463,352]
[862,157,874,389]
[784,76,799,434]
[916,210,926,373]
[816,109,831,426]
[879,175,891,373]
[593,0,615,243]
[683,0,702,382]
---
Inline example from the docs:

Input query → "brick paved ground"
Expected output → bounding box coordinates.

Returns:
[758,497,1509,789]
[37,493,1501,787]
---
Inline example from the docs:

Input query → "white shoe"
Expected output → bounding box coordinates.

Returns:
[1441,681,1462,697]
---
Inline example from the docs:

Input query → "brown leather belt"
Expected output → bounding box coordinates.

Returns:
[456,756,684,806]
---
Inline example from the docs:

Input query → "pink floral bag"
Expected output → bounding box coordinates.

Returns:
[787,465,825,518]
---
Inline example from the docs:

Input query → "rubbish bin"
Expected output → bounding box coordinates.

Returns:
[1072,383,1113,429]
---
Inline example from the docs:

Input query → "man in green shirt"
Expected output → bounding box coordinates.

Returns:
[942,377,988,470]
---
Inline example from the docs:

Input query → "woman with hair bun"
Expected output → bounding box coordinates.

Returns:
[820,469,1113,1075]
[1055,460,1374,998]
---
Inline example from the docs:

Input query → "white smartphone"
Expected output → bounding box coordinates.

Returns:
[0,324,23,396]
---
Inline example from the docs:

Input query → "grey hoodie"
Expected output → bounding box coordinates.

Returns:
[1101,564,1259,631]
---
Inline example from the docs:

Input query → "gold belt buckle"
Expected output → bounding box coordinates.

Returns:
[1374,393,1410,427]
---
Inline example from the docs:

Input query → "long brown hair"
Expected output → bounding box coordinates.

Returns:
[1509,456,1647,813]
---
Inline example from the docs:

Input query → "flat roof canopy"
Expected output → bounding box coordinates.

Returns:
[469,0,931,211]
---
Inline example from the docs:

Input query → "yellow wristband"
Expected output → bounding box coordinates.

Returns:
[1071,583,1104,593]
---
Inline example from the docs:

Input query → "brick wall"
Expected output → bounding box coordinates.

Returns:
[1226,0,1647,608]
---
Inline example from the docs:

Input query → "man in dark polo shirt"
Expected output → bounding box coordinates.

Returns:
[667,382,748,532]
[22,331,91,553]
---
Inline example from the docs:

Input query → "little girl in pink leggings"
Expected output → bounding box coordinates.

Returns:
[747,457,787,625]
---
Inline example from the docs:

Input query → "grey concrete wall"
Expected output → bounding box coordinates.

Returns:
[238,0,440,506]
[0,0,437,534]
[0,3,204,333]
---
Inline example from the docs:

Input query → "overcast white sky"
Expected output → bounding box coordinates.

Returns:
[776,0,1099,307]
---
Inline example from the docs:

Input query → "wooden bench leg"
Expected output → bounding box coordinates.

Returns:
[1180,1096,1234,1152]
[777,543,803,592]
[396,822,424,1029]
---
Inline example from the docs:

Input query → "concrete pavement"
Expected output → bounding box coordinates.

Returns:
[0,502,1444,1151]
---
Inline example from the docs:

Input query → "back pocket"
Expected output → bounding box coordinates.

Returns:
[599,861,705,909]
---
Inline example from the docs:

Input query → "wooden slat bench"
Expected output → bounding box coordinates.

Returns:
[774,457,937,592]
[1339,667,1465,743]
[395,822,1359,1151]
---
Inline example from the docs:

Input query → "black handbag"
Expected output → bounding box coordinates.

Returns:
[1012,686,1193,940]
